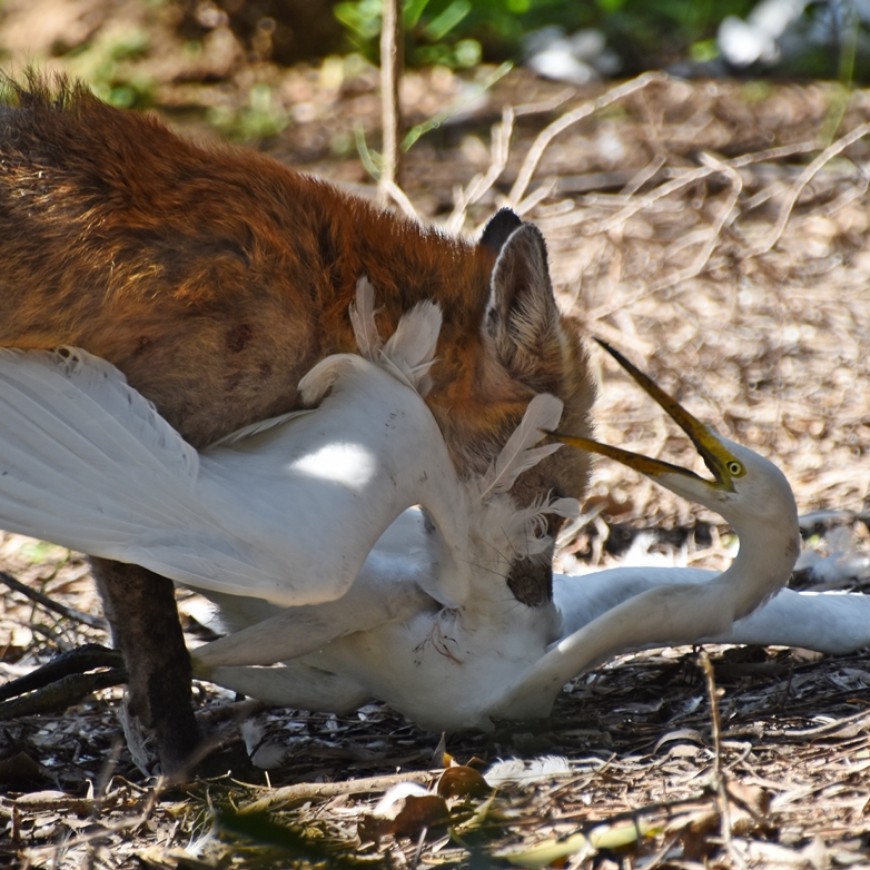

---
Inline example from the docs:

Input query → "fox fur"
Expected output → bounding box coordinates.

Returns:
[0,74,595,771]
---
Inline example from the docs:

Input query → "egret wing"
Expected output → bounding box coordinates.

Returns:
[0,346,459,606]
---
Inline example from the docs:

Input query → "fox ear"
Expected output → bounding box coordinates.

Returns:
[485,223,564,391]
[480,207,524,253]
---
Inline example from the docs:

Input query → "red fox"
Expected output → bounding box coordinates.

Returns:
[0,74,595,771]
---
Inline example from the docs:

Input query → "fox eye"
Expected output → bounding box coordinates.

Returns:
[727,460,745,477]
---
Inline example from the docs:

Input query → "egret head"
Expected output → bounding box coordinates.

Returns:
[550,340,798,536]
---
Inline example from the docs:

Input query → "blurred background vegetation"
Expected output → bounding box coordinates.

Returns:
[332,0,756,69]
[2,0,866,139]
[5,1,859,85]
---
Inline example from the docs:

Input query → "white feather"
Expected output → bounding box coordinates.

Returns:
[349,277,382,360]
[0,347,199,519]
[506,494,581,557]
[209,410,314,448]
[379,300,442,395]
[477,393,564,500]
[297,354,360,405]
[350,276,441,394]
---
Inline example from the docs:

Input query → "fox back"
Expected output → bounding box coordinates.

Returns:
[0,75,595,602]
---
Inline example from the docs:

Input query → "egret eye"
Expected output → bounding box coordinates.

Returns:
[727,460,745,477]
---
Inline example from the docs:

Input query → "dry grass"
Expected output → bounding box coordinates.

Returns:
[1,72,869,868]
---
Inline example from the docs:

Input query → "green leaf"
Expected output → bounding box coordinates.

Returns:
[423,0,472,41]
[405,0,432,29]
[500,832,592,868]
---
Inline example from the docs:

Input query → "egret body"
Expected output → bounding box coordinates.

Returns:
[1,314,868,733]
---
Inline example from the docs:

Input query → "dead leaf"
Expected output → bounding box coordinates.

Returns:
[653,728,706,754]
[436,764,491,799]
[589,819,658,851]
[451,792,504,839]
[359,782,450,842]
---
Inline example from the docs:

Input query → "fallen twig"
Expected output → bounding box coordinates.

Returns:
[645,151,743,294]
[241,769,438,814]
[700,650,747,869]
[1,569,106,630]
[508,71,668,207]
[447,105,515,233]
[0,669,125,720]
[748,121,870,256]
[0,642,122,702]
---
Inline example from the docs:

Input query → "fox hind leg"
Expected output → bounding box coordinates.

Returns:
[92,559,201,774]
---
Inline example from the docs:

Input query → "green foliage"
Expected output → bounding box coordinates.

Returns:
[19,540,70,568]
[336,0,482,68]
[602,0,755,65]
[333,0,758,70]
[65,27,155,109]
[354,61,511,176]
[206,83,289,142]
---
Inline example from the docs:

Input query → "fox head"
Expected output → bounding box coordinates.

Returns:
[426,209,596,605]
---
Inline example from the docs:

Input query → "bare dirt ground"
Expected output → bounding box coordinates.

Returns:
[1,4,869,868]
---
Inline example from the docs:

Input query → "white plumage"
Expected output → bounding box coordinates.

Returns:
[0,284,481,609]
[1,294,869,734]
[193,338,870,730]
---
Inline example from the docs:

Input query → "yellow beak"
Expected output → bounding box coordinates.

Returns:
[550,340,744,490]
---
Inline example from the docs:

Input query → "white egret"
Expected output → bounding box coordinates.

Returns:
[488,340,803,718]
[0,282,500,611]
[194,342,870,730]
[0,282,572,646]
[1,307,868,733]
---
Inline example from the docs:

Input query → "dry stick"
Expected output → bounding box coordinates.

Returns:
[515,178,559,216]
[1,569,106,630]
[646,152,743,294]
[585,154,747,322]
[778,708,870,741]
[552,791,722,828]
[730,139,822,168]
[592,134,777,236]
[379,178,418,220]
[446,106,515,233]
[821,170,870,220]
[241,769,438,814]
[514,88,576,118]
[621,153,668,198]
[15,784,163,860]
[594,164,715,234]
[507,71,668,208]
[700,651,747,870]
[544,140,820,234]
[448,88,585,233]
[11,790,128,813]
[0,670,125,720]
[748,121,870,257]
[0,643,121,702]
[378,0,403,205]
